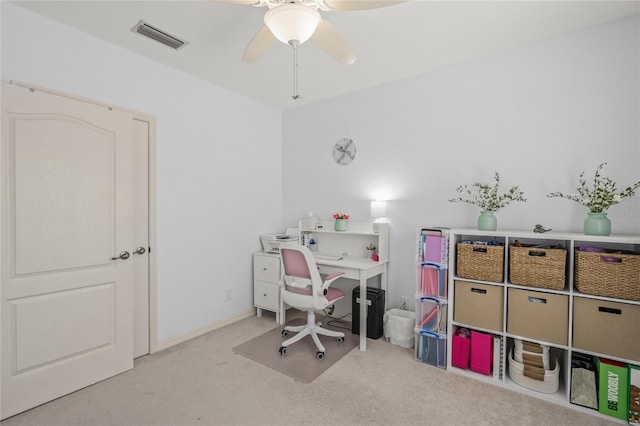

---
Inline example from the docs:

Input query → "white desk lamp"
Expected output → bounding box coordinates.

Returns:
[370,200,387,232]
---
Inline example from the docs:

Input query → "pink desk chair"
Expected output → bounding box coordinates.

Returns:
[279,245,346,359]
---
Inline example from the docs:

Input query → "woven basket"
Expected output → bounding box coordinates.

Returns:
[456,243,504,283]
[509,246,567,290]
[575,249,640,301]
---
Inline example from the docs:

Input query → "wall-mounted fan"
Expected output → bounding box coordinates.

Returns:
[219,0,406,98]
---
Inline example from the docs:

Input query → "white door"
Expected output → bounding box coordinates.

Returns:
[1,83,134,419]
[132,118,149,358]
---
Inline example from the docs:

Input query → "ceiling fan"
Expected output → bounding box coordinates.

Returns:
[219,0,406,99]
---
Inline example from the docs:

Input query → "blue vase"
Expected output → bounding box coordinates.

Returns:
[334,218,347,231]
[583,212,611,236]
[477,211,497,231]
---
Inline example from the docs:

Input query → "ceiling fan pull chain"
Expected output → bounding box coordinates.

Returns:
[290,40,301,100]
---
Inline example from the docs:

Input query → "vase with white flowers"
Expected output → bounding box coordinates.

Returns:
[449,172,527,231]
[547,162,640,236]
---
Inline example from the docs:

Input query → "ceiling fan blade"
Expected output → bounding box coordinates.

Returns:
[211,0,262,5]
[311,20,356,65]
[320,0,407,11]
[242,26,276,63]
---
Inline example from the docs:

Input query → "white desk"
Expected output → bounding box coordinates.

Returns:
[315,256,388,351]
[308,220,389,351]
[272,219,390,351]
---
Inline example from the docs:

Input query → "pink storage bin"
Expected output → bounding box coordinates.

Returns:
[452,329,470,369]
[470,330,493,375]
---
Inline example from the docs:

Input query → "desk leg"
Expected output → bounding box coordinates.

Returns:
[359,274,367,351]
[381,264,388,311]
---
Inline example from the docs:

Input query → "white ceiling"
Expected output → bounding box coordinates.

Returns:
[11,0,640,110]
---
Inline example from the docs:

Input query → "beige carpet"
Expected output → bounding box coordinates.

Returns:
[232,315,359,383]
[0,310,618,426]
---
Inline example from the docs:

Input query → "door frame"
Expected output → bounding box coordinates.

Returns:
[8,80,159,355]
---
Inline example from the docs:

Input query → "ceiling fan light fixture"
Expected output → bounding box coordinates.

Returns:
[264,4,321,45]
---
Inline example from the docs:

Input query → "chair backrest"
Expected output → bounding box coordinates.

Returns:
[280,245,327,311]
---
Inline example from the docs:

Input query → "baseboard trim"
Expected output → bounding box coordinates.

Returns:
[154,309,255,353]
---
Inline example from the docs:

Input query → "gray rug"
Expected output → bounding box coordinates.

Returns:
[232,315,358,383]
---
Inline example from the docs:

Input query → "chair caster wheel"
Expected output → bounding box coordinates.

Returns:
[281,330,288,337]
[279,346,287,355]
[316,351,324,360]
[337,336,344,343]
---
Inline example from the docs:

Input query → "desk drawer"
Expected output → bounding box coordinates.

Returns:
[318,264,343,276]
[253,254,280,283]
[317,264,359,280]
[254,280,280,310]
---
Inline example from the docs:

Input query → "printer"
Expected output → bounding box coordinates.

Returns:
[260,228,299,253]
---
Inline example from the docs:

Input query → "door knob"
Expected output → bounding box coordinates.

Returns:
[133,247,146,255]
[111,251,130,260]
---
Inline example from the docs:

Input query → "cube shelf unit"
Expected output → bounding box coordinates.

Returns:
[447,228,640,423]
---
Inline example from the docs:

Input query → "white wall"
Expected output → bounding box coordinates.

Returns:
[1,3,283,342]
[3,3,638,336]
[282,15,640,310]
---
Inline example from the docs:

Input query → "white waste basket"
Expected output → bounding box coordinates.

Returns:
[383,308,416,349]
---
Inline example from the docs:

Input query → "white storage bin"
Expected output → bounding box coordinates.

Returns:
[514,339,550,355]
[513,339,550,369]
[508,349,559,394]
[383,309,416,348]
[513,347,550,370]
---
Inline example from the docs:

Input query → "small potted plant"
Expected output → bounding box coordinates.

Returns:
[333,212,349,231]
[547,162,640,236]
[449,172,526,231]
[365,243,376,258]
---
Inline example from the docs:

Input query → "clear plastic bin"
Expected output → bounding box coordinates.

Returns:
[418,263,448,298]
[415,330,447,368]
[416,296,447,333]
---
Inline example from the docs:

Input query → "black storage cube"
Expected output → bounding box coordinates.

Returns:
[352,287,385,339]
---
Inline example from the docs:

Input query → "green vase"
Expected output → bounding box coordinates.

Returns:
[477,211,497,231]
[583,211,611,236]
[334,218,347,231]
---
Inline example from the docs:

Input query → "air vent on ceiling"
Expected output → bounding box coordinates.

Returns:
[132,20,188,50]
